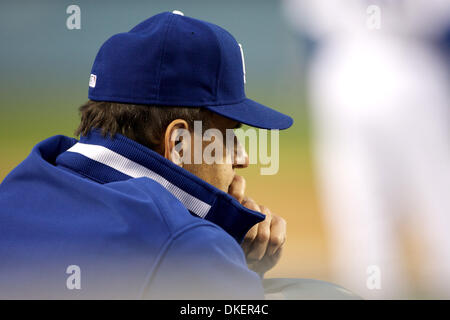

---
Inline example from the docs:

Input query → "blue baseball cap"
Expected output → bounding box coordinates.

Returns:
[88,11,293,130]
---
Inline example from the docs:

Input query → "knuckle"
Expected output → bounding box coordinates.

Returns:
[244,228,257,242]
[247,253,261,261]
[244,201,260,212]
[271,234,285,247]
[274,215,286,226]
[256,231,270,244]
[244,233,256,243]
[259,205,271,216]
[235,192,245,203]
[245,198,256,207]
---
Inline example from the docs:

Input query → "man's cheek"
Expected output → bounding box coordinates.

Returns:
[214,165,233,193]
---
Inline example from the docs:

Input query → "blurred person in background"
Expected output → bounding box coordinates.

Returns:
[283,0,450,299]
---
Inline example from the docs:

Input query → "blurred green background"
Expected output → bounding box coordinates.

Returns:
[0,0,329,281]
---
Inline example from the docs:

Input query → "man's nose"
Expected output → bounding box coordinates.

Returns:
[233,140,249,169]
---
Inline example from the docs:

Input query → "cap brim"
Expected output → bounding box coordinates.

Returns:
[204,98,293,130]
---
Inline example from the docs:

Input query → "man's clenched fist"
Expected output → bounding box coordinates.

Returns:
[228,175,287,276]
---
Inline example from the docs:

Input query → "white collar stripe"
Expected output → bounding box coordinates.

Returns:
[67,142,211,218]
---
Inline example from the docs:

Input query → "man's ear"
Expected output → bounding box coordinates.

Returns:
[163,119,190,167]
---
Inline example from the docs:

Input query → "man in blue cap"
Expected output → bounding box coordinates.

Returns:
[0,11,293,299]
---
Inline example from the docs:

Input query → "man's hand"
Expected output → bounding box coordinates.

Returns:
[228,175,287,276]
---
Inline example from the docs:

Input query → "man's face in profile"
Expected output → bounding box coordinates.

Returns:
[176,114,249,193]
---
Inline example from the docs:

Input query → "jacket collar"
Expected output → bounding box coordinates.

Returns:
[54,129,265,243]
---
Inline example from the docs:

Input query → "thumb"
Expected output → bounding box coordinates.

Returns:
[228,175,246,203]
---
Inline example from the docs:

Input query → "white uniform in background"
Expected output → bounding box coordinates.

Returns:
[283,0,450,299]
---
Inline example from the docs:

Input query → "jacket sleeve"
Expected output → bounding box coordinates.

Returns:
[142,223,265,299]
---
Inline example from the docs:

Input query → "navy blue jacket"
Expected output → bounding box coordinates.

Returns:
[0,130,265,299]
